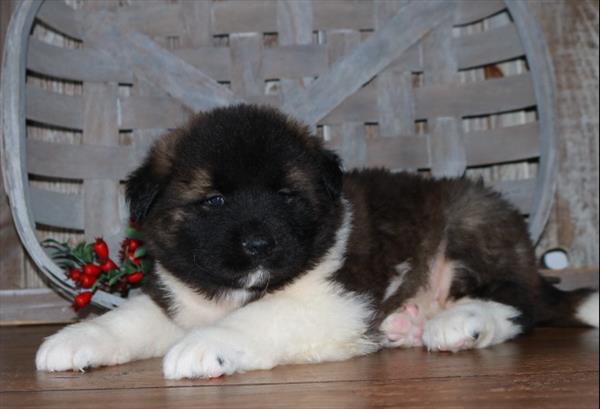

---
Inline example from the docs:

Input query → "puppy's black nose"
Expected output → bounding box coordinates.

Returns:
[241,234,275,258]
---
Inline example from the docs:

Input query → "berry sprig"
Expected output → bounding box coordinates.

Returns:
[43,223,152,310]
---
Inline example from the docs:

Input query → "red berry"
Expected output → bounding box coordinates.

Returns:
[73,291,93,309]
[126,271,144,284]
[83,263,102,277]
[131,257,142,266]
[94,238,110,261]
[99,258,118,272]
[128,239,141,252]
[68,268,82,282]
[80,274,96,288]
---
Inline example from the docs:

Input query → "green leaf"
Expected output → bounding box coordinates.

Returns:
[140,259,153,273]
[126,227,144,240]
[58,260,78,269]
[82,244,94,263]
[133,247,146,258]
[41,239,70,251]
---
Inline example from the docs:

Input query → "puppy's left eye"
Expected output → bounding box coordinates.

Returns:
[204,195,225,207]
[278,188,298,202]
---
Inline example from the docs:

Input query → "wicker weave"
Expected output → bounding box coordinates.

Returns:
[1,0,557,309]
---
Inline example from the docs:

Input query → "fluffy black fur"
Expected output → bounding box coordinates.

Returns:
[126,104,594,331]
[127,105,344,306]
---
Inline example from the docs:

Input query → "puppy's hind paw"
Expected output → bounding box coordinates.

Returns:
[380,304,424,348]
[422,301,521,352]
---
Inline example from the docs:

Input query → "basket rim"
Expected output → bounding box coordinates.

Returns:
[1,0,557,310]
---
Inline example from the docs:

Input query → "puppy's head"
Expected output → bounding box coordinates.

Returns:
[126,105,343,298]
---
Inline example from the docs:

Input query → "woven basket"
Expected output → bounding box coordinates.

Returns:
[1,0,557,309]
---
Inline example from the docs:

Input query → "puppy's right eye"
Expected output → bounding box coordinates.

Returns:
[204,195,225,208]
[278,188,298,203]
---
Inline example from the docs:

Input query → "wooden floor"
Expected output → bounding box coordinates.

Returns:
[0,325,597,409]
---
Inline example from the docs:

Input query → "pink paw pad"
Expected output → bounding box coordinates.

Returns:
[380,304,425,348]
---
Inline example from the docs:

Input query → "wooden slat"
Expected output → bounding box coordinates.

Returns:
[87,0,505,37]
[375,0,412,139]
[492,178,536,214]
[430,117,467,177]
[81,81,122,247]
[263,45,327,80]
[506,0,559,243]
[331,122,368,170]
[312,0,374,30]
[120,95,190,130]
[0,289,81,325]
[325,26,366,169]
[415,73,536,119]
[108,1,182,38]
[213,0,508,34]
[212,0,374,35]
[179,0,212,48]
[423,14,466,178]
[26,38,131,83]
[86,19,240,113]
[29,187,83,230]
[464,122,540,166]
[173,45,328,83]
[324,74,536,124]
[212,0,276,35]
[362,123,541,171]
[456,24,524,69]
[283,1,454,125]
[59,14,523,82]
[26,85,83,129]
[276,0,314,102]
[171,47,231,81]
[455,0,506,26]
[363,135,429,170]
[27,139,134,180]
[229,33,264,98]
[26,85,190,131]
[36,0,83,40]
[541,268,600,292]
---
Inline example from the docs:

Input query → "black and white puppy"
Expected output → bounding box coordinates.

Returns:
[36,105,599,379]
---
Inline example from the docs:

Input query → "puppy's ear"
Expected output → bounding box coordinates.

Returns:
[319,149,343,200]
[126,132,180,222]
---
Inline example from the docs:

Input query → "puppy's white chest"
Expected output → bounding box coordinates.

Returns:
[157,265,244,329]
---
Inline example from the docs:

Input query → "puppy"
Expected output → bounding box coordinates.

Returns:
[36,104,599,379]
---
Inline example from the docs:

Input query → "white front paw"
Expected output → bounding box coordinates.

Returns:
[163,328,246,380]
[36,323,126,372]
[422,306,488,352]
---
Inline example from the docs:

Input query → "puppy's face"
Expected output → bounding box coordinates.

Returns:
[126,105,343,298]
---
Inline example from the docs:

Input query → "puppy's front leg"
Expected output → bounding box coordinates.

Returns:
[163,280,377,379]
[36,294,184,372]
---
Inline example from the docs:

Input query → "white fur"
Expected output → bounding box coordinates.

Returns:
[382,262,410,302]
[242,269,269,288]
[36,295,183,372]
[422,298,522,352]
[157,266,242,329]
[38,201,377,379]
[163,201,378,379]
[576,291,599,328]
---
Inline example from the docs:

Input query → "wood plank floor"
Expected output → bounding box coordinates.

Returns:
[0,325,597,409]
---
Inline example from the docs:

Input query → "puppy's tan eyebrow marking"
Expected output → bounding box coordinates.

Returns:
[175,168,213,201]
[151,129,184,176]
[287,166,311,191]
[286,166,316,202]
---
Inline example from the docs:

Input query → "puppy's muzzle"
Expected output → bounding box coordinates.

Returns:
[241,233,275,259]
